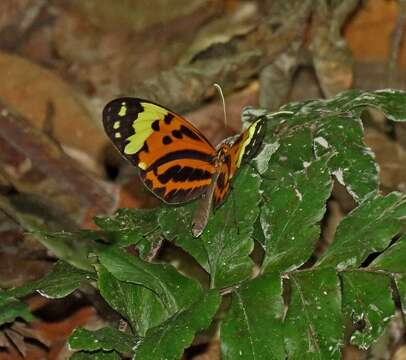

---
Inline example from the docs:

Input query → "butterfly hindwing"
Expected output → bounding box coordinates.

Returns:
[212,116,267,208]
[233,116,267,168]
[213,160,231,208]
[103,98,217,204]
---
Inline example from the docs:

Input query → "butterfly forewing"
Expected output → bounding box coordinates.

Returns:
[102,98,217,204]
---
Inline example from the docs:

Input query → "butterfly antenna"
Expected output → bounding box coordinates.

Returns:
[214,83,228,128]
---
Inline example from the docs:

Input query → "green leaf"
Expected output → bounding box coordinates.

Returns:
[221,274,285,359]
[69,326,137,353]
[369,234,406,315]
[160,167,261,288]
[0,293,33,325]
[394,275,406,314]
[133,290,221,360]
[95,208,159,248]
[9,260,94,299]
[313,115,378,202]
[341,271,396,349]
[284,268,343,360]
[270,125,314,171]
[317,192,406,270]
[280,99,314,113]
[261,154,333,273]
[339,89,406,121]
[282,90,406,122]
[159,203,209,271]
[33,231,96,271]
[97,247,202,314]
[201,166,260,288]
[369,234,406,273]
[277,90,406,202]
[70,350,120,360]
[97,265,168,336]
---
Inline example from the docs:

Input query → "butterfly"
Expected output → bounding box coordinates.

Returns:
[102,98,266,237]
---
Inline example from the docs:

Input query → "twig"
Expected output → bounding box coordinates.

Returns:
[0,0,49,51]
[388,0,406,87]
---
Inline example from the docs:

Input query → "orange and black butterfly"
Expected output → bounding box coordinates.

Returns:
[102,98,266,237]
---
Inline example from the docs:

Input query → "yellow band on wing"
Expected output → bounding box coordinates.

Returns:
[236,120,259,167]
[124,102,168,156]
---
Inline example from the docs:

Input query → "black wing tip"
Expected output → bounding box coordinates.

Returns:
[255,115,267,131]
[102,97,173,116]
[102,97,142,117]
[102,97,146,130]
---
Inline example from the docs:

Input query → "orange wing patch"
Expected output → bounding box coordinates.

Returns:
[103,98,217,204]
[213,160,231,207]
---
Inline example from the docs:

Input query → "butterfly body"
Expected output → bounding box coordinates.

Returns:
[103,98,266,236]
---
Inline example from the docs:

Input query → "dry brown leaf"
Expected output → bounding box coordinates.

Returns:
[0,0,31,32]
[345,0,406,68]
[0,99,117,223]
[0,52,107,170]
[393,346,406,360]
[311,0,356,97]
[67,0,215,33]
[342,344,364,360]
[52,0,222,101]
[364,128,406,193]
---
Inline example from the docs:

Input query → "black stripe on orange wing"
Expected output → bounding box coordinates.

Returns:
[138,116,217,204]
[213,156,232,208]
[142,174,212,204]
[146,149,214,173]
[141,156,216,204]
